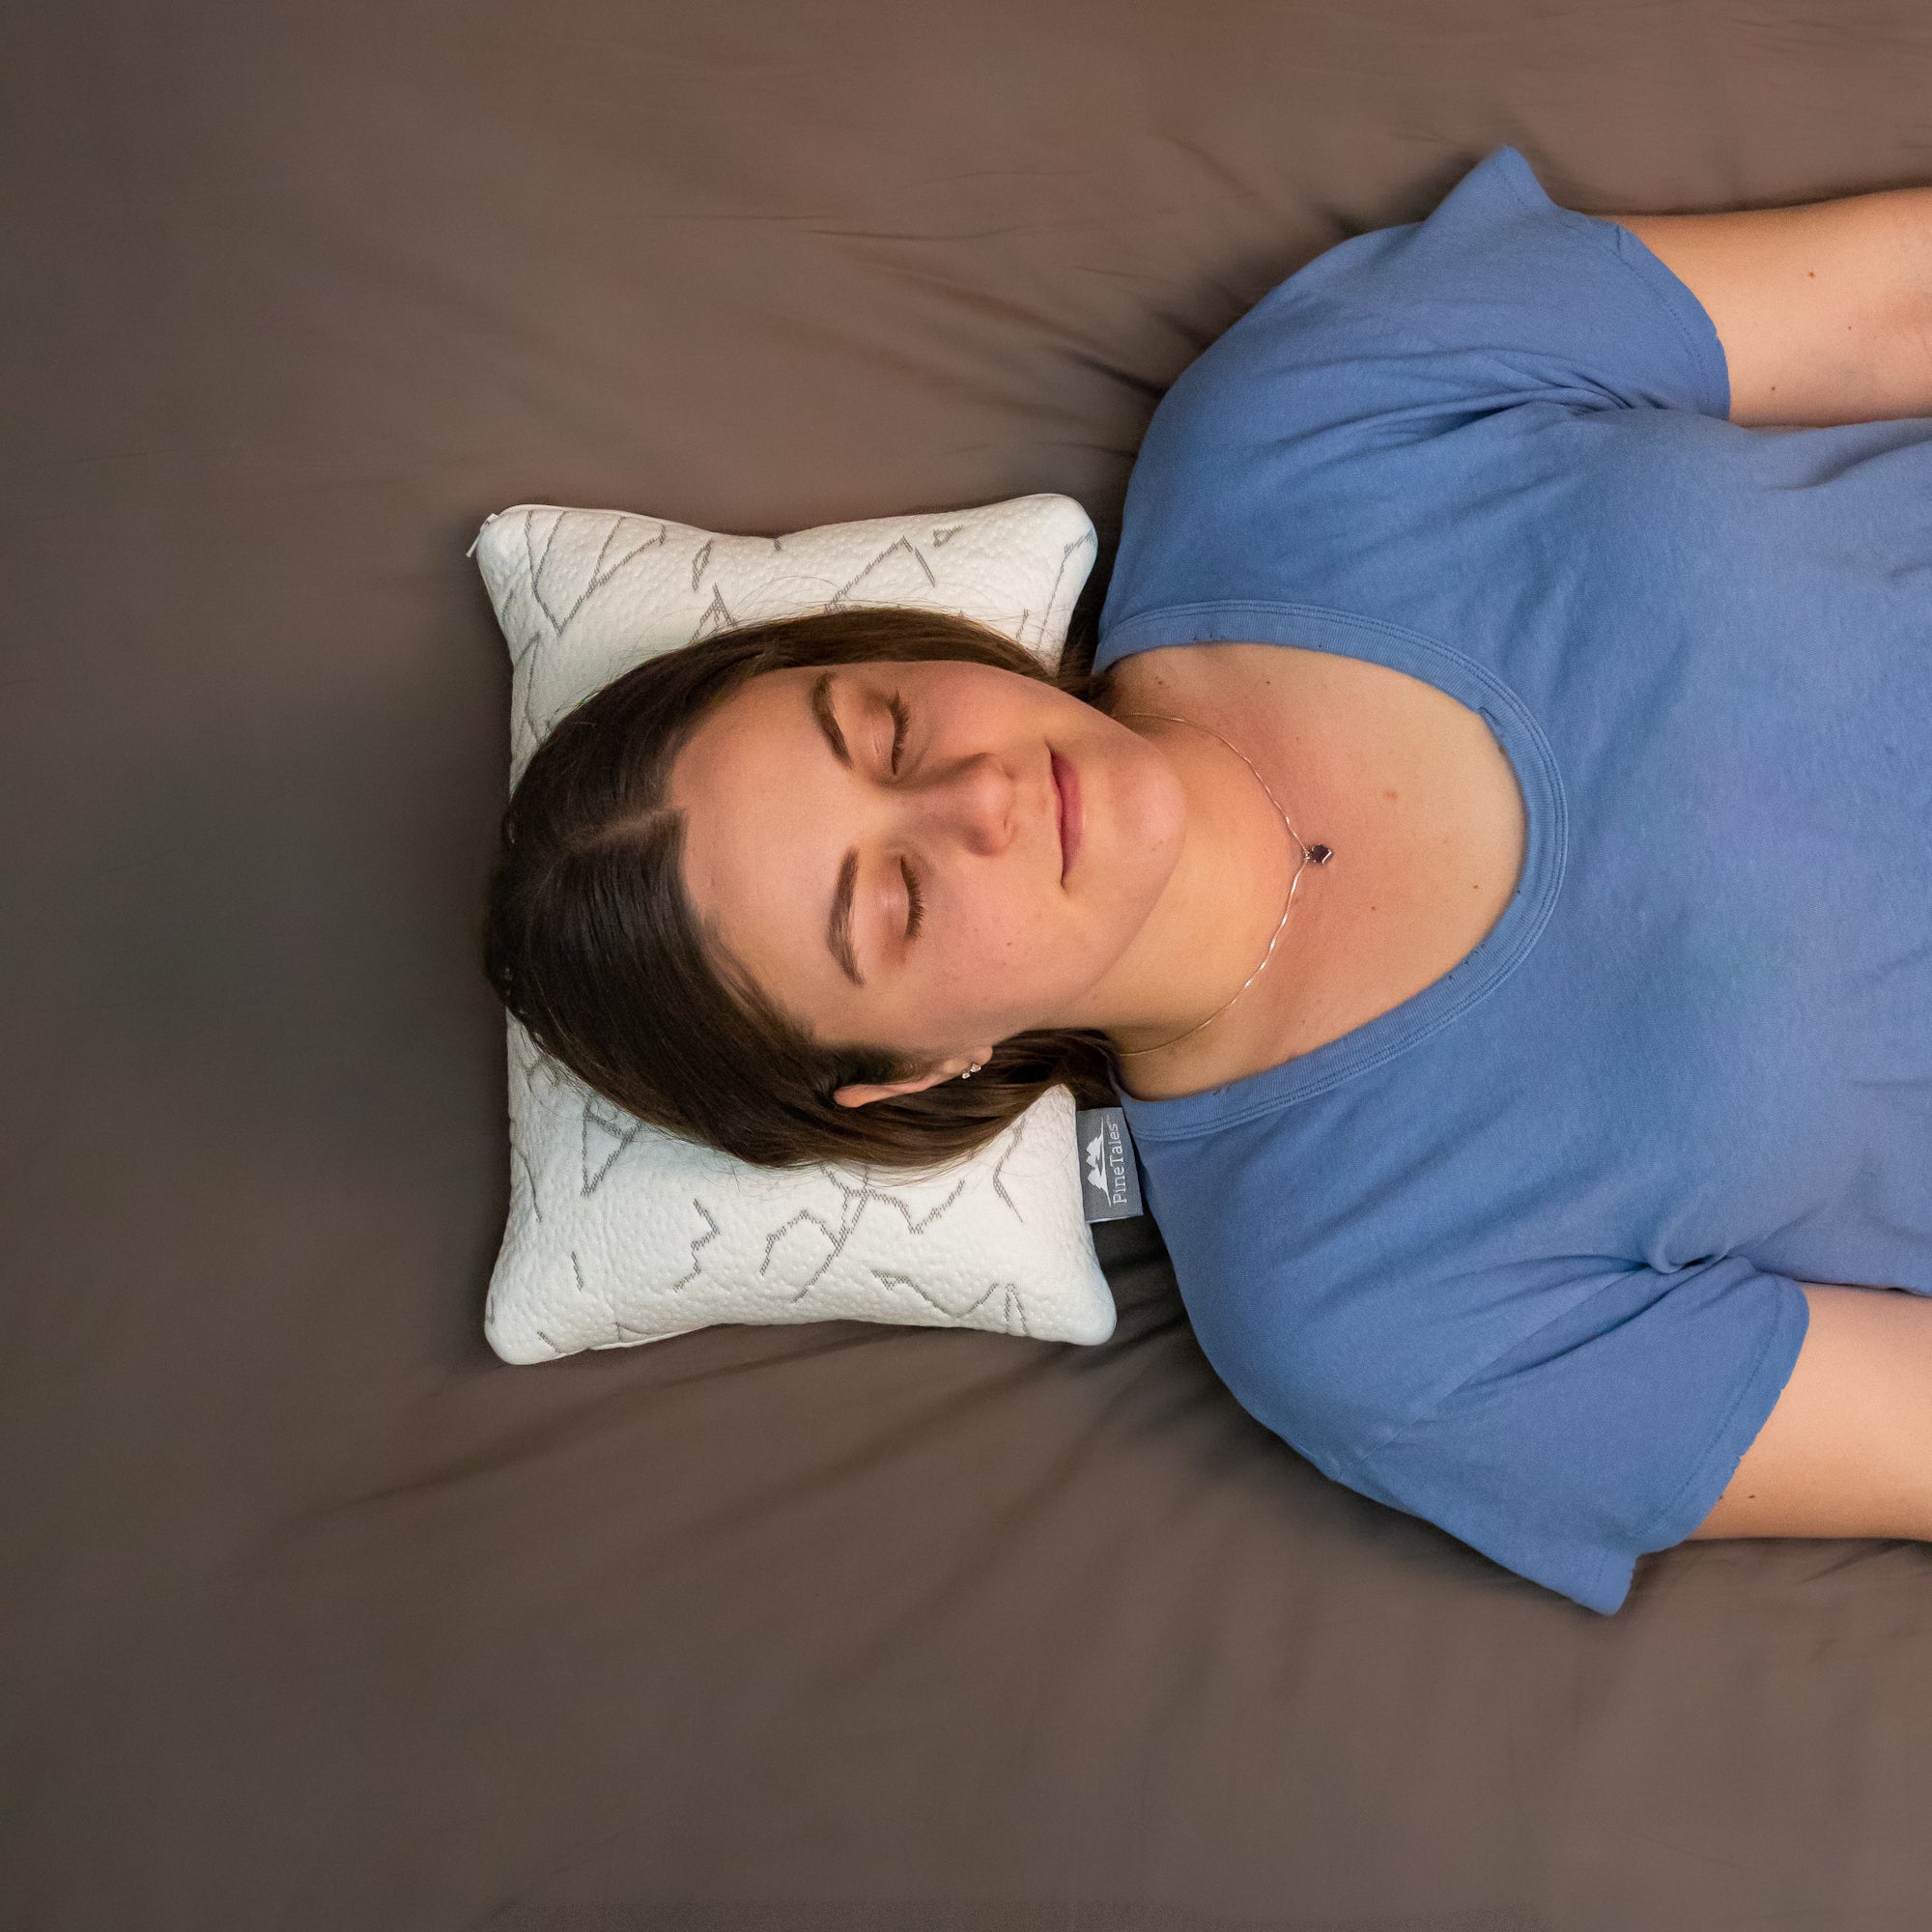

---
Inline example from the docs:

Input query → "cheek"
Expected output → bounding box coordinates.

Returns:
[924,871,1094,1021]
[950,889,1054,969]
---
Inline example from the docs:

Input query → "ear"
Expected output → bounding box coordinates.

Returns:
[832,1051,993,1109]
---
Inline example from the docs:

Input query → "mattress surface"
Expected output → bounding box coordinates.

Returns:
[8,3,1931,1928]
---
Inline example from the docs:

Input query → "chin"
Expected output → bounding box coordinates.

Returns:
[1095,734,1186,895]
[1054,769,1179,1004]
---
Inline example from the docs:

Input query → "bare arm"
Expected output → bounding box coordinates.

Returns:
[1597,185,1932,426]
[1684,1282,1932,1542]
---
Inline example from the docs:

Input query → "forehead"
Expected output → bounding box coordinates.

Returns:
[668,665,830,867]
[683,662,819,760]
[666,666,861,1011]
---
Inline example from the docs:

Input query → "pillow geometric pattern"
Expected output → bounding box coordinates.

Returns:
[472,495,1119,1363]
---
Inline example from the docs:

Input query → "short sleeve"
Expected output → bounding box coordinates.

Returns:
[1336,1255,1811,1614]
[1163,143,1732,430]
[1094,144,1735,660]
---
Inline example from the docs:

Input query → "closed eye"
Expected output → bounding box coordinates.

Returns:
[889,692,910,775]
[901,858,924,940]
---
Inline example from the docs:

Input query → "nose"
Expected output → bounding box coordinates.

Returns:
[904,752,1016,857]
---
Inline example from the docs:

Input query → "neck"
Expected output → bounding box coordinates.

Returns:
[1071,715,1313,1059]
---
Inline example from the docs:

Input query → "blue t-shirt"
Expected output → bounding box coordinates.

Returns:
[1094,143,1932,1614]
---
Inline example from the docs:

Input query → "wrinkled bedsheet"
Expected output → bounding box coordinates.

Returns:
[8,3,1931,1928]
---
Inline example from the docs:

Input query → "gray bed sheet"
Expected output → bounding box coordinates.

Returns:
[8,2,1931,1927]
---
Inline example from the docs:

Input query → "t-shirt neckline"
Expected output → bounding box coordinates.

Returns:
[1095,601,1569,1142]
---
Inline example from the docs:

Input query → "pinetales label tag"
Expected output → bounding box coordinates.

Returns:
[1074,1106,1144,1222]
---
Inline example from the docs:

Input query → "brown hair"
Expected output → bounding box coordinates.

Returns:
[482,608,1118,1170]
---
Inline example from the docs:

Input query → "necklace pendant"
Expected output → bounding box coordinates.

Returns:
[1306,843,1333,865]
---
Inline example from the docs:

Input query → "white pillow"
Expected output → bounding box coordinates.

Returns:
[472,495,1119,1364]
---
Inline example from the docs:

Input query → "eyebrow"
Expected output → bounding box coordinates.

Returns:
[827,847,863,985]
[810,675,864,984]
[810,671,850,766]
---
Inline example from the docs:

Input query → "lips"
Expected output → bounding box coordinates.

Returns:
[1050,749,1082,882]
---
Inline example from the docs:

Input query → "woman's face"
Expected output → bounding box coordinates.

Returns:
[668,658,1184,1074]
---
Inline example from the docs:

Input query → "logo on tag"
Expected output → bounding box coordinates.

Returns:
[1074,1106,1144,1222]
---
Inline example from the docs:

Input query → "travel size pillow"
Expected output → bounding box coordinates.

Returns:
[472,495,1119,1363]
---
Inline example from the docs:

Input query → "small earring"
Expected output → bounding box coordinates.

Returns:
[958,1061,982,1081]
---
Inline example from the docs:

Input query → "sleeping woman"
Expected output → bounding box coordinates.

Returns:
[483,146,1932,1614]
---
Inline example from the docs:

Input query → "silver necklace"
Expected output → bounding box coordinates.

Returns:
[1114,711,1333,1060]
